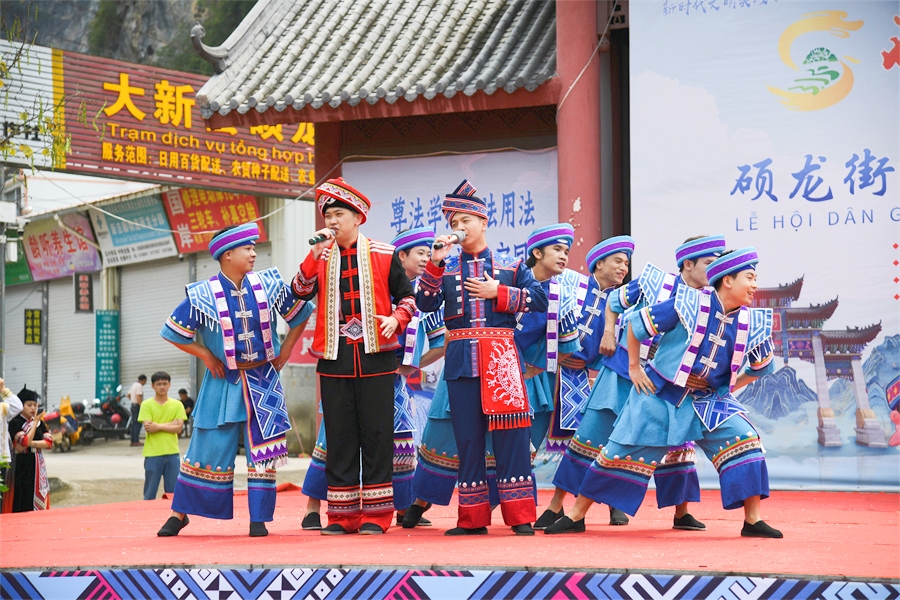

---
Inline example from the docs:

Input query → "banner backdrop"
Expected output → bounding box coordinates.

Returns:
[630,1,899,490]
[342,150,559,258]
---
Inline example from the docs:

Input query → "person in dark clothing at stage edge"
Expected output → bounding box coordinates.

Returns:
[292,177,416,535]
[416,180,548,536]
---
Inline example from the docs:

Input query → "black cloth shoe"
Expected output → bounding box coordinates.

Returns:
[741,520,783,539]
[673,513,706,531]
[444,526,488,536]
[359,523,384,535]
[400,503,433,528]
[609,507,630,526]
[249,522,268,537]
[544,516,586,534]
[534,508,564,530]
[157,515,190,537]
[511,523,535,536]
[321,523,349,535]
[301,512,322,530]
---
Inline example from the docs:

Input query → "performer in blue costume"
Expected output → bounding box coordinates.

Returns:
[537,236,634,529]
[157,223,314,537]
[417,180,547,536]
[300,227,446,530]
[547,235,727,532]
[546,248,783,539]
[517,224,584,453]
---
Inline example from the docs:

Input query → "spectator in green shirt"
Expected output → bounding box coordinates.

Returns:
[138,372,187,501]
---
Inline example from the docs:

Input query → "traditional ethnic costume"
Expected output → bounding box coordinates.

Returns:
[551,237,636,499]
[577,248,775,518]
[5,387,51,512]
[160,223,313,527]
[516,224,585,452]
[416,180,548,533]
[555,236,728,512]
[292,178,416,534]
[300,227,445,519]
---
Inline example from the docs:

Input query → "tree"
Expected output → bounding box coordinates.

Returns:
[0,2,75,171]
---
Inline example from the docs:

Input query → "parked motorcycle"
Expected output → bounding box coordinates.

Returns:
[79,385,130,445]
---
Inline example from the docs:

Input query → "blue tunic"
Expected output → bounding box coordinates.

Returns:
[160,268,314,430]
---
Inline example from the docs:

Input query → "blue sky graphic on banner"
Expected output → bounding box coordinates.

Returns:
[342,150,559,260]
[631,1,899,490]
[90,194,179,267]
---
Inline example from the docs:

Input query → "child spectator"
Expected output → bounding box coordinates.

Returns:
[138,372,186,500]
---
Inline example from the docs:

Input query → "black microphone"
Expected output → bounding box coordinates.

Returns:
[433,230,467,249]
[308,229,335,245]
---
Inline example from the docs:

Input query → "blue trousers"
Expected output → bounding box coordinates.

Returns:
[171,423,277,522]
[448,378,535,528]
[143,453,180,500]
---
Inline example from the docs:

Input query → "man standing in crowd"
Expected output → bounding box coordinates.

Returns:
[127,374,146,447]
[139,372,187,501]
[538,236,635,529]
[158,222,313,537]
[416,180,547,536]
[299,226,445,530]
[293,178,416,535]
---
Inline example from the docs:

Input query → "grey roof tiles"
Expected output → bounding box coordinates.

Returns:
[194,0,557,119]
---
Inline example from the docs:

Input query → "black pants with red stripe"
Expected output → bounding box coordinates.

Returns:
[320,373,395,532]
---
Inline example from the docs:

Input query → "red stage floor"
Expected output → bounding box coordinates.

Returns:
[2,487,897,581]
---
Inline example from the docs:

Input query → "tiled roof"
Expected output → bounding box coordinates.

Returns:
[193,0,557,119]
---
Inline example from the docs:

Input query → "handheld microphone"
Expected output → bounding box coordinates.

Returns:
[433,230,466,249]
[308,229,335,245]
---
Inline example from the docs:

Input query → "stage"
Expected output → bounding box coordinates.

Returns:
[1,487,898,599]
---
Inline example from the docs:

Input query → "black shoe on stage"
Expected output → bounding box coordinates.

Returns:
[301,512,322,530]
[534,508,564,530]
[511,523,535,536]
[359,523,384,535]
[157,515,190,537]
[401,503,433,528]
[609,507,630,525]
[673,513,706,531]
[544,516,586,534]
[741,520,783,539]
[444,526,488,536]
[249,522,268,537]
[321,523,349,535]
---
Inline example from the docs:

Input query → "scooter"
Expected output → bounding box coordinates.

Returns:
[79,385,131,445]
[41,396,83,452]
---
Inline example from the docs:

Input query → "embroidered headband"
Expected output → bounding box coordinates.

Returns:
[707,246,759,286]
[586,235,635,273]
[316,177,371,224]
[526,223,575,257]
[209,222,260,260]
[442,179,487,222]
[392,226,436,252]
[675,235,727,268]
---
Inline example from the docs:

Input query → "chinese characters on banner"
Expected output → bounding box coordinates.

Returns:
[24,309,42,345]
[74,273,94,313]
[60,50,315,198]
[344,150,559,264]
[90,194,179,267]
[22,213,102,281]
[161,188,268,254]
[95,310,120,401]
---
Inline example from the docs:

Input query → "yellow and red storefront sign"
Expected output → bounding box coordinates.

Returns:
[162,188,268,254]
[1,40,314,198]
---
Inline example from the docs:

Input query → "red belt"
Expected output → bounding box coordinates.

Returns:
[447,327,513,341]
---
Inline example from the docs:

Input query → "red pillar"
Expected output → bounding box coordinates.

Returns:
[556,0,602,273]
[313,121,343,229]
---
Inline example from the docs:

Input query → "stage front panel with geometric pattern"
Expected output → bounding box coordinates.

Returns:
[2,568,898,600]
